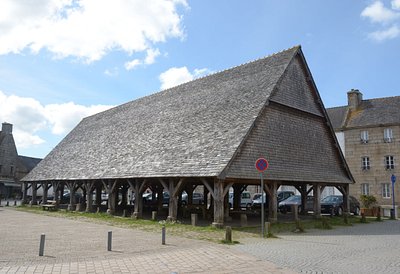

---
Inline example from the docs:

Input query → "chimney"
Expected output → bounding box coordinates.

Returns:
[1,122,13,134]
[347,89,363,110]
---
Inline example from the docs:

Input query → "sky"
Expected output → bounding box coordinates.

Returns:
[0,0,399,159]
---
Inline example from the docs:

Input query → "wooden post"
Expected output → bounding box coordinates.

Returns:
[85,181,95,212]
[293,205,299,221]
[22,182,29,204]
[66,182,76,211]
[41,183,49,204]
[167,179,178,222]
[212,180,224,228]
[95,184,102,206]
[268,182,278,223]
[313,184,321,219]
[31,183,38,205]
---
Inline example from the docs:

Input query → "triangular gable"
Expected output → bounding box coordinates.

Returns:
[223,48,353,184]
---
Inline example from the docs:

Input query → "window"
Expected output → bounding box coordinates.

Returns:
[382,183,391,198]
[384,128,393,143]
[360,130,369,143]
[361,183,370,195]
[362,156,370,170]
[385,156,394,170]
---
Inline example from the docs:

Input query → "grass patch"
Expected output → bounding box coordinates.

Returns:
[16,206,373,242]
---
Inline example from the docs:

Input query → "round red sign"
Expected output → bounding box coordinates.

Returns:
[255,158,269,172]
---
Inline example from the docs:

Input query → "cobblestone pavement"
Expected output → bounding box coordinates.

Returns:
[0,208,293,274]
[233,219,400,274]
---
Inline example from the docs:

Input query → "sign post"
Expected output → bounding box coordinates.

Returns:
[255,158,269,238]
[391,174,396,219]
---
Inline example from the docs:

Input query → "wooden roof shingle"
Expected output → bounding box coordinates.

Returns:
[24,47,300,181]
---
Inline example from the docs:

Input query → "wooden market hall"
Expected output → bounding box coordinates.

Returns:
[22,46,354,227]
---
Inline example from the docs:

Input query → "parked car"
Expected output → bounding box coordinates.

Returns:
[321,195,360,216]
[228,191,252,209]
[181,192,204,205]
[251,191,295,211]
[278,195,314,214]
[61,192,83,204]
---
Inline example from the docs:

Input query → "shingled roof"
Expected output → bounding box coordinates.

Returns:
[327,96,400,130]
[23,46,353,184]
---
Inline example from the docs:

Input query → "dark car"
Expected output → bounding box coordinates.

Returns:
[61,192,83,204]
[321,195,360,216]
[251,191,295,212]
[278,195,314,214]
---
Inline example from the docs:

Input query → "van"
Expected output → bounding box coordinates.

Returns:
[228,191,252,209]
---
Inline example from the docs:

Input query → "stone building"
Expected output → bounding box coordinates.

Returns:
[23,46,354,226]
[327,90,399,215]
[0,122,41,198]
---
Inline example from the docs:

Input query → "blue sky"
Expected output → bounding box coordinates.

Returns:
[0,0,399,158]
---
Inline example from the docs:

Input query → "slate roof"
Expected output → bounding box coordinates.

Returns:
[18,156,42,171]
[23,46,351,183]
[327,96,400,130]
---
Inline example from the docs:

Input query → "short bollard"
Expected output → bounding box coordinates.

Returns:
[14,200,17,206]
[6,201,9,207]
[152,211,157,221]
[240,214,247,227]
[191,213,198,226]
[225,226,232,243]
[39,234,45,256]
[162,225,166,245]
[107,231,112,251]
[122,209,127,218]
[96,207,100,213]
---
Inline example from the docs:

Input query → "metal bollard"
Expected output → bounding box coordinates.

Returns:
[107,231,112,251]
[39,234,45,256]
[162,225,166,245]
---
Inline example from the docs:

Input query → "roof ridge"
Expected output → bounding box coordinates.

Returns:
[363,95,400,102]
[85,45,302,120]
[157,45,301,93]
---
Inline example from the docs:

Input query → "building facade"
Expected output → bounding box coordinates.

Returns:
[327,90,399,214]
[0,122,41,198]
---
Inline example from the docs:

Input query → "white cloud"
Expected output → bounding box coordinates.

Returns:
[0,90,113,148]
[361,1,400,42]
[124,48,161,70]
[104,67,119,77]
[392,0,400,10]
[361,1,400,24]
[144,48,161,65]
[0,0,188,63]
[124,59,142,71]
[368,25,400,41]
[159,66,211,90]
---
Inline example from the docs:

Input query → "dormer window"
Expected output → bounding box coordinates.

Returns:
[384,128,393,143]
[360,130,369,144]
